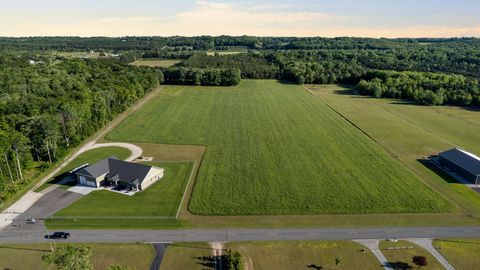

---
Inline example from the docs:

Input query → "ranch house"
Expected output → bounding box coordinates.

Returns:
[75,156,164,191]
[438,148,480,184]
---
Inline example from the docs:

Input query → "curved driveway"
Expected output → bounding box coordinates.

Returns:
[82,142,142,162]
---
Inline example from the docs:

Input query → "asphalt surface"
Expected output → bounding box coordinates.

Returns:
[2,226,480,243]
[150,243,169,270]
[4,188,83,231]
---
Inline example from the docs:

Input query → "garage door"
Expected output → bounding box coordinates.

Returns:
[79,176,87,185]
[86,180,96,187]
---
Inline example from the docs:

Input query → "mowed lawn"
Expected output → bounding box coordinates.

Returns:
[231,241,383,270]
[108,80,449,215]
[51,162,193,218]
[433,239,480,269]
[160,241,382,270]
[0,243,154,270]
[160,242,213,270]
[380,240,443,269]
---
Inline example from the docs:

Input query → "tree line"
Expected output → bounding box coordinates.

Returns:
[0,54,162,203]
[162,66,241,86]
[357,70,480,106]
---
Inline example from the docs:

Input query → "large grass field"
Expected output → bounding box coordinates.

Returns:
[35,146,131,192]
[379,240,443,269]
[0,243,154,270]
[107,80,449,215]
[306,85,480,217]
[433,239,480,269]
[47,162,193,228]
[160,241,383,270]
[233,241,383,270]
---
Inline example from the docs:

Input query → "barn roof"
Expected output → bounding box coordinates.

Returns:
[439,148,480,176]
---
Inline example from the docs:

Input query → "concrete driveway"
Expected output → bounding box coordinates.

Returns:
[5,188,83,231]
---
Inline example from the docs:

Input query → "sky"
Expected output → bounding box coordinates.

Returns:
[1,0,479,37]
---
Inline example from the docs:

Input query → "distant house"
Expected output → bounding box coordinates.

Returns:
[75,156,164,191]
[438,148,480,184]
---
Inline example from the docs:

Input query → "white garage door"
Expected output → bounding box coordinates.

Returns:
[86,180,96,187]
[79,176,87,185]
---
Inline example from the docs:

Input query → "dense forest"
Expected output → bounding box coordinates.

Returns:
[0,36,479,204]
[357,71,480,106]
[0,54,162,203]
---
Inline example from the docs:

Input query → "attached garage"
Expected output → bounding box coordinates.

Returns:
[86,180,96,187]
[79,176,87,185]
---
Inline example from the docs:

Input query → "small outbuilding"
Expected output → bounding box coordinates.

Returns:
[75,156,164,191]
[438,148,480,184]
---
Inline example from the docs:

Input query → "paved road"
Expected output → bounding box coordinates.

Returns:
[2,226,480,243]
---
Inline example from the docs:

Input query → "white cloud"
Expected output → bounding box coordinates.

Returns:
[1,0,479,37]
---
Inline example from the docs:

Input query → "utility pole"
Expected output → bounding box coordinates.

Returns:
[225,224,229,251]
[45,224,54,252]
[0,163,4,179]
[13,147,23,181]
[4,153,14,182]
[46,141,52,164]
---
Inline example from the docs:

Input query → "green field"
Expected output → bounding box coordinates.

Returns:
[0,243,154,270]
[35,146,131,192]
[131,59,181,67]
[307,85,480,216]
[433,239,480,269]
[160,241,382,270]
[379,240,443,269]
[160,242,213,270]
[107,80,449,215]
[47,162,193,228]
[232,241,382,270]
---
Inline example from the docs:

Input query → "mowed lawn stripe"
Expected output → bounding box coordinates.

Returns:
[107,80,450,215]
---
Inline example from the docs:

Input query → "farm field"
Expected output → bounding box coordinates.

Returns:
[47,162,193,228]
[306,85,480,216]
[433,239,480,269]
[379,240,443,269]
[35,146,131,192]
[130,59,182,67]
[0,243,154,270]
[107,80,449,215]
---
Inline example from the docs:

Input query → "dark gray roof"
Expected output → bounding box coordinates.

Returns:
[76,156,154,184]
[76,156,118,178]
[439,148,480,176]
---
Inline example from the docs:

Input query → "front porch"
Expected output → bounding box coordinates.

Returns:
[103,175,141,192]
